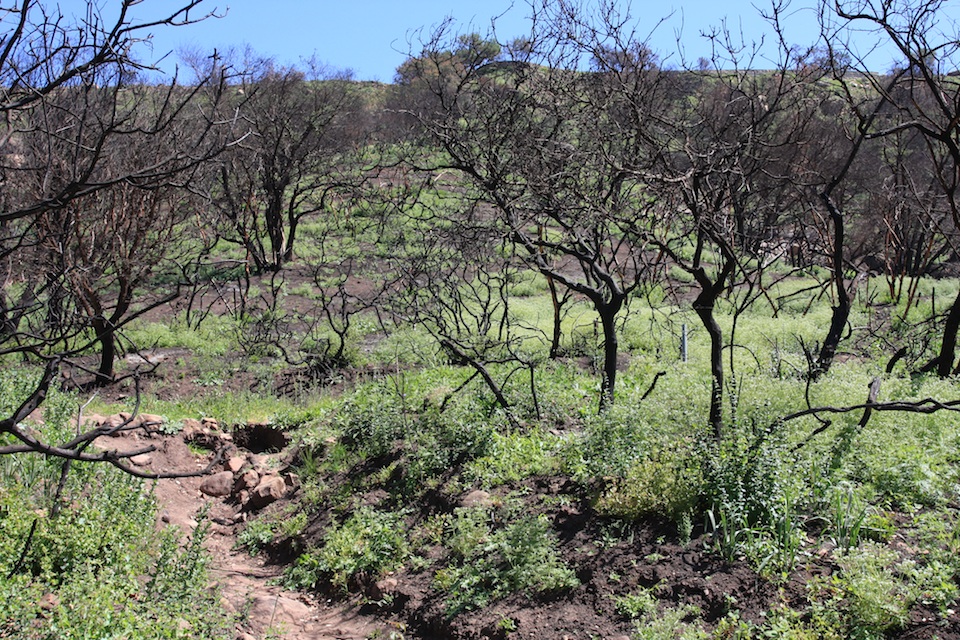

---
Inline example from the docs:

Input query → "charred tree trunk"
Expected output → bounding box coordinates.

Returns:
[936,288,960,377]
[90,294,131,386]
[692,277,725,441]
[547,275,562,359]
[813,193,851,380]
[283,203,300,264]
[264,184,287,271]
[91,317,117,386]
[598,299,621,411]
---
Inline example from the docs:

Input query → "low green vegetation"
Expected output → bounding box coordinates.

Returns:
[433,506,578,616]
[0,379,233,639]
[287,506,410,592]
[6,266,960,637]
[5,0,960,638]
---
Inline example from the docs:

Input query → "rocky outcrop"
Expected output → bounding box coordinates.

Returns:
[201,448,296,511]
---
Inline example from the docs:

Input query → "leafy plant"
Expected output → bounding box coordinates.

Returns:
[0,457,232,639]
[593,444,702,530]
[287,506,409,592]
[833,542,912,634]
[612,588,659,620]
[433,508,578,616]
[238,518,279,555]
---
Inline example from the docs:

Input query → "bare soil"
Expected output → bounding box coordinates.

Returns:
[93,417,960,640]
[91,426,393,639]
[66,264,959,639]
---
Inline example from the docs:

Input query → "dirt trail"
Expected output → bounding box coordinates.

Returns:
[96,426,394,640]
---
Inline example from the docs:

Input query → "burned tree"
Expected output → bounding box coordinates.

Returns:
[0,0,230,469]
[820,0,960,376]
[207,54,368,272]
[399,6,667,409]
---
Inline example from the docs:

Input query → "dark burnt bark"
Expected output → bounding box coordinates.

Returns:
[598,299,621,411]
[547,274,563,359]
[936,289,960,377]
[813,193,851,380]
[691,264,730,441]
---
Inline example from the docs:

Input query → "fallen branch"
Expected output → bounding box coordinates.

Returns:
[0,361,231,479]
[785,377,960,451]
[641,370,667,402]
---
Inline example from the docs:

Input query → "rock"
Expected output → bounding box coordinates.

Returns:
[461,489,492,508]
[159,510,170,523]
[199,471,235,497]
[139,413,164,429]
[183,424,228,450]
[201,417,219,430]
[248,595,309,631]
[38,593,58,611]
[181,422,206,442]
[82,413,106,427]
[247,475,287,509]
[130,454,152,466]
[102,414,128,432]
[218,596,235,614]
[226,456,246,473]
[235,468,260,492]
[369,577,399,601]
[120,412,144,428]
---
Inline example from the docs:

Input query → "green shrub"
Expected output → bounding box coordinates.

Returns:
[805,541,916,637]
[573,407,653,478]
[287,506,409,591]
[0,467,231,639]
[612,588,659,619]
[433,508,578,616]
[0,368,232,639]
[463,428,563,487]
[593,443,702,529]
[614,587,707,640]
[335,384,409,458]
[237,518,279,555]
[405,407,496,488]
[835,542,912,634]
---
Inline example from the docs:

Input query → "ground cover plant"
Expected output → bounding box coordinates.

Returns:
[0,375,234,639]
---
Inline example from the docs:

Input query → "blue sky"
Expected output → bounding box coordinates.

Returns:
[53,0,898,81]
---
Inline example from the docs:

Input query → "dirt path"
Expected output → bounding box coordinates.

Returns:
[96,424,394,640]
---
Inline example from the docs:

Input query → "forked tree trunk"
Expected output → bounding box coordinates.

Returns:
[693,287,724,441]
[547,274,563,359]
[690,252,734,441]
